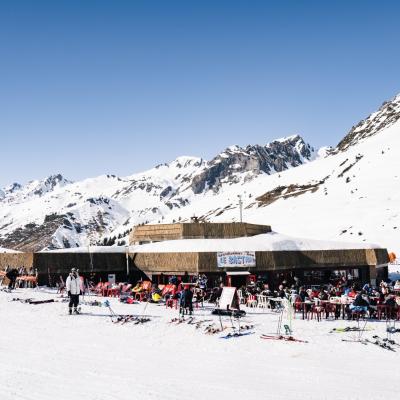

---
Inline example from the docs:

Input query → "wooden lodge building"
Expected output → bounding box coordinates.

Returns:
[0,222,389,287]
[128,222,389,288]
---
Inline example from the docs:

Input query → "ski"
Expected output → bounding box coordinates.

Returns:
[260,334,308,343]
[194,319,212,329]
[112,314,150,324]
[28,299,55,305]
[372,335,400,348]
[386,327,400,334]
[134,317,150,325]
[11,297,35,303]
[365,338,396,352]
[61,312,91,316]
[12,298,55,305]
[238,324,254,331]
[341,338,368,345]
[169,317,186,324]
[220,331,255,339]
[204,325,228,335]
[330,327,374,333]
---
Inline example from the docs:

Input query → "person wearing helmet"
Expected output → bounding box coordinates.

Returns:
[66,268,81,314]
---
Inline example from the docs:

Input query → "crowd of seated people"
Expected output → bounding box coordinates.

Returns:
[99,271,400,320]
[236,276,400,319]
[126,274,209,312]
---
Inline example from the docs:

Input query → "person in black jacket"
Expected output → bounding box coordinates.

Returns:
[276,284,286,298]
[299,287,309,302]
[180,285,193,315]
[6,268,19,290]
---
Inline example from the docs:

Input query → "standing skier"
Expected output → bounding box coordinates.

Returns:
[66,268,81,314]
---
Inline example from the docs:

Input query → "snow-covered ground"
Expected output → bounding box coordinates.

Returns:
[0,289,398,400]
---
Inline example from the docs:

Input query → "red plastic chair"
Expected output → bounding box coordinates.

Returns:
[161,284,176,297]
[165,298,179,309]
[101,282,111,297]
[107,285,120,297]
[377,305,389,320]
[93,282,103,296]
[120,284,132,295]
[246,294,257,308]
[309,304,323,322]
[293,300,303,318]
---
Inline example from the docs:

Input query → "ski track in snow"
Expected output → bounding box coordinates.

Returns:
[0,289,398,400]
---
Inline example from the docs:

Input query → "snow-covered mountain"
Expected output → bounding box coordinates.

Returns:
[0,136,317,251]
[162,94,400,254]
[336,93,400,152]
[1,93,399,254]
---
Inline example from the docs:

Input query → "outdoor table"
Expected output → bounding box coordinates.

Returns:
[266,296,284,301]
[265,297,284,310]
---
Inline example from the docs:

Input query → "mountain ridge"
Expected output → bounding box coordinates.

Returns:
[1,91,400,253]
[0,135,319,251]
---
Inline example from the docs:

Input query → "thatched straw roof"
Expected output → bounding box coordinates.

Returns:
[129,231,382,253]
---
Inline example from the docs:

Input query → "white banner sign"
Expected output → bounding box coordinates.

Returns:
[217,251,256,268]
[219,287,237,309]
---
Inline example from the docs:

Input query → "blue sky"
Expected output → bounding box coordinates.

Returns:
[1,0,400,187]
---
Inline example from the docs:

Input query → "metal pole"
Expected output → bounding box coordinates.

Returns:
[238,195,243,223]
[88,241,93,273]
[125,246,130,279]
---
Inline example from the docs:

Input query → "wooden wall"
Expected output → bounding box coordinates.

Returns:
[131,252,198,276]
[130,222,271,244]
[130,224,184,243]
[130,248,389,275]
[33,252,135,284]
[0,252,34,270]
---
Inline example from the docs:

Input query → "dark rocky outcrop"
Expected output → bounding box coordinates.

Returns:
[191,135,315,194]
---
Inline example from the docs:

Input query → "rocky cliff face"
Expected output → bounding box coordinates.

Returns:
[191,135,316,194]
[336,94,400,152]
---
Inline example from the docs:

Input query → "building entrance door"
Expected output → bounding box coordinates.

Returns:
[227,272,249,288]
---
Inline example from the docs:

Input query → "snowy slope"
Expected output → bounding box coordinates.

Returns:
[164,116,400,254]
[0,137,316,251]
[0,289,398,400]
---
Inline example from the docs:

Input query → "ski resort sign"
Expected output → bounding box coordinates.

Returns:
[217,251,256,268]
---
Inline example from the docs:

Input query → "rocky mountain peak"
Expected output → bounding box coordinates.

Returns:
[1,174,72,203]
[3,182,22,195]
[27,174,72,197]
[336,93,400,152]
[190,135,316,194]
[169,156,205,169]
